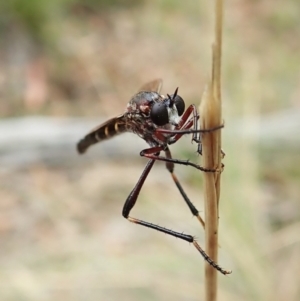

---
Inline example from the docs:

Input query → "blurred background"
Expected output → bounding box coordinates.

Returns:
[0,0,299,300]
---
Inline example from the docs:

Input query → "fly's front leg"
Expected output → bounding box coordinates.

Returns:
[170,104,201,146]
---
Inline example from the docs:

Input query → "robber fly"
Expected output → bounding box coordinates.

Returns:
[77,79,230,275]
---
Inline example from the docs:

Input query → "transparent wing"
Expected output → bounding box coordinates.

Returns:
[139,79,163,93]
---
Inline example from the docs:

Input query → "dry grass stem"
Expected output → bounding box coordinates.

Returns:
[199,1,224,301]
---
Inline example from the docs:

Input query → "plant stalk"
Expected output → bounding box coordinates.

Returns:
[199,1,223,301]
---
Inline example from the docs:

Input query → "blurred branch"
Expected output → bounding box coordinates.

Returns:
[0,111,299,169]
[0,116,147,169]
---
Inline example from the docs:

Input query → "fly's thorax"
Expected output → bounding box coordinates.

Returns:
[127,91,163,116]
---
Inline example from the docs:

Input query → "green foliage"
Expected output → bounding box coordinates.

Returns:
[0,0,143,44]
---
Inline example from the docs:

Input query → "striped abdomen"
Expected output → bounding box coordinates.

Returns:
[77,115,127,154]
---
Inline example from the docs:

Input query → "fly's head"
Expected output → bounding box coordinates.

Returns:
[125,88,185,142]
[149,87,185,128]
[126,88,185,128]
